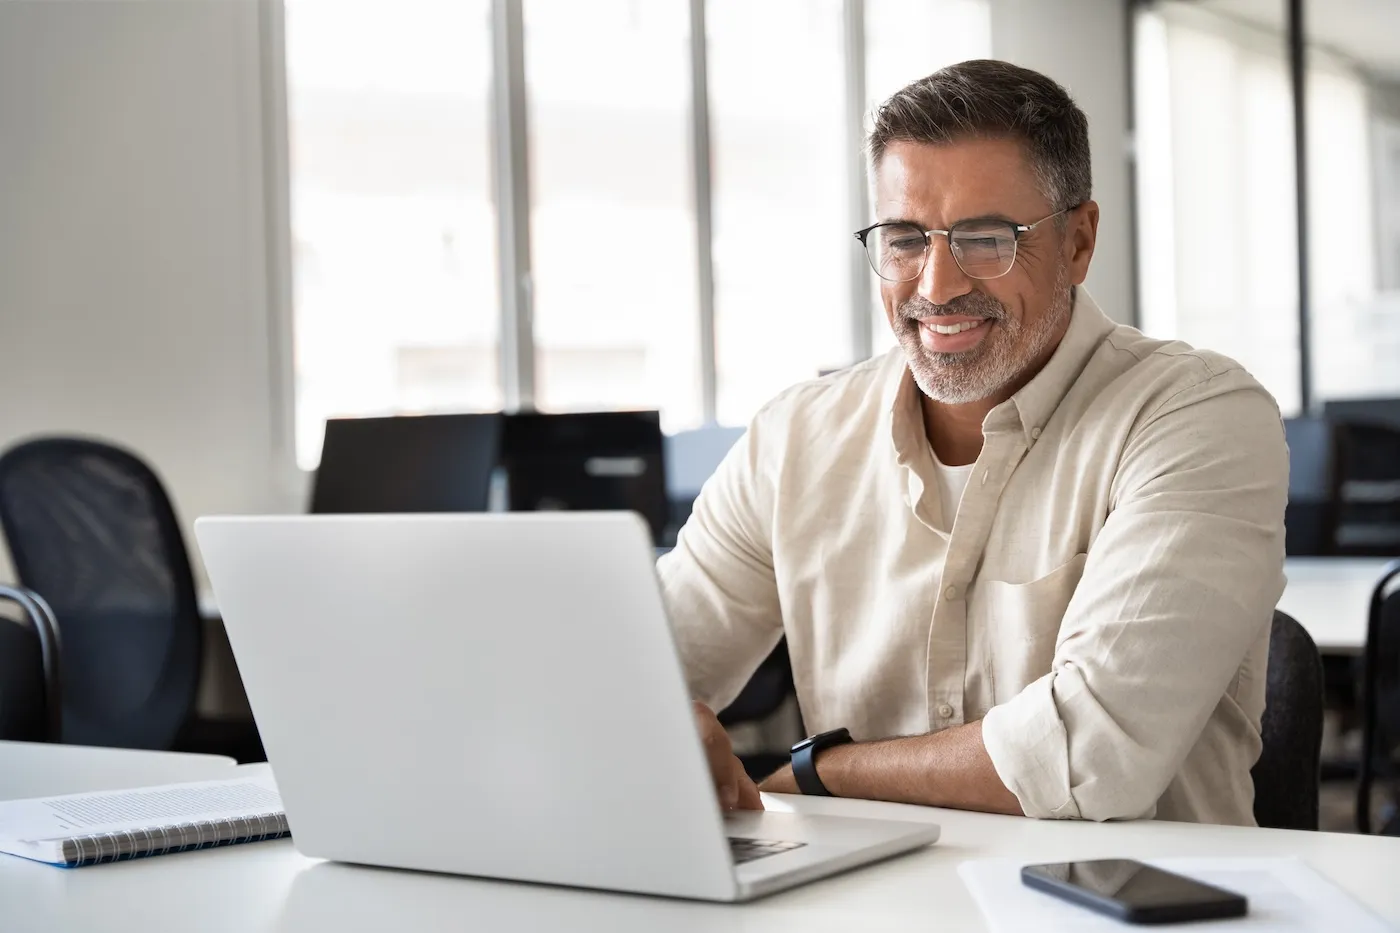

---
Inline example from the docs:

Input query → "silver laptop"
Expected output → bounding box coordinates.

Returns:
[195,513,939,902]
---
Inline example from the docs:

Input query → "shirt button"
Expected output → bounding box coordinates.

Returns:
[944,584,958,599]
[1030,426,1042,439]
[938,704,954,719]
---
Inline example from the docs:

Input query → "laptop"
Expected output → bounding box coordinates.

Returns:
[194,513,939,902]
[310,413,502,514]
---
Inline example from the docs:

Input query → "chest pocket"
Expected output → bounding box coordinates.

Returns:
[968,552,1087,704]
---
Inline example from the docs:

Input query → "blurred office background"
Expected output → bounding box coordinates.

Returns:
[0,0,1397,831]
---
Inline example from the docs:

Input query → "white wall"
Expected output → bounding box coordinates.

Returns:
[0,0,297,583]
[990,0,1136,325]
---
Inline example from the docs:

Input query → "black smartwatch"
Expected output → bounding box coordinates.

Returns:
[790,727,853,796]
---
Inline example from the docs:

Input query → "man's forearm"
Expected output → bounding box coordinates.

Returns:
[758,720,1024,815]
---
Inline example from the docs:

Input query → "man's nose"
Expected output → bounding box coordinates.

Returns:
[916,235,975,306]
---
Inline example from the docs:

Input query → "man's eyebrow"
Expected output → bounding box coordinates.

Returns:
[952,211,1019,225]
[875,212,1020,227]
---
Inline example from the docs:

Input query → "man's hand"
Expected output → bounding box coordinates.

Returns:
[692,701,764,811]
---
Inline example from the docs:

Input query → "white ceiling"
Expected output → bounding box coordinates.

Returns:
[1192,0,1400,83]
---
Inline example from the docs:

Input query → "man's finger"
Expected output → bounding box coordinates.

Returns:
[694,702,741,805]
[734,770,764,810]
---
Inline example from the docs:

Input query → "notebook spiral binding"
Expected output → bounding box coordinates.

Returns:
[59,811,290,868]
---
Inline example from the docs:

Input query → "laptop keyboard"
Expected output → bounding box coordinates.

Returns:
[728,837,806,865]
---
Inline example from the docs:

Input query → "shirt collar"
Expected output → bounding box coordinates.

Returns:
[1004,287,1117,443]
[884,287,1119,455]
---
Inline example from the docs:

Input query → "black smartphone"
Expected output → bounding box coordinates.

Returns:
[1021,859,1248,925]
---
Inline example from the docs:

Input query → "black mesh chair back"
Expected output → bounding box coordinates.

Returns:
[1358,561,1400,834]
[1329,421,1400,557]
[0,438,201,749]
[502,411,669,544]
[0,584,62,742]
[1251,610,1324,830]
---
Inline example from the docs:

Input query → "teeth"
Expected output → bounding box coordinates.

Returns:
[928,320,983,335]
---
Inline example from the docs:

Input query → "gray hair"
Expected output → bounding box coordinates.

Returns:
[867,59,1091,214]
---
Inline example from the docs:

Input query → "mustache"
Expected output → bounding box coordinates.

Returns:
[898,292,1008,323]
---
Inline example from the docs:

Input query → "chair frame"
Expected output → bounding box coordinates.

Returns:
[1356,559,1400,833]
[0,583,63,742]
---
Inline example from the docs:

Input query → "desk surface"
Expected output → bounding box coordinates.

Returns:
[1279,557,1395,654]
[3,748,1398,932]
[0,740,236,801]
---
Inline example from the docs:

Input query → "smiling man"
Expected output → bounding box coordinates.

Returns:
[658,60,1288,825]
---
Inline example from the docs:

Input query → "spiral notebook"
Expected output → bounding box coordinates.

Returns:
[0,772,287,867]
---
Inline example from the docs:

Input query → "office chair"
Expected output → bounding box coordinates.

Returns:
[1323,397,1400,432]
[0,583,62,742]
[1357,560,1400,835]
[0,437,261,759]
[1282,417,1339,557]
[502,411,669,543]
[1251,610,1324,831]
[311,413,502,514]
[1327,420,1400,557]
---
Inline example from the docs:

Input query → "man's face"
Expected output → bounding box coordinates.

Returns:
[873,137,1096,405]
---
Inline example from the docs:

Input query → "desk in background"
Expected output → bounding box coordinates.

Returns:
[193,555,1393,722]
[2,743,1399,932]
[1279,557,1394,655]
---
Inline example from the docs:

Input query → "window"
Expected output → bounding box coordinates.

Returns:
[1305,46,1396,401]
[708,0,850,424]
[284,0,499,469]
[284,1,1006,455]
[1136,1,1400,414]
[524,0,703,430]
[1134,4,1302,415]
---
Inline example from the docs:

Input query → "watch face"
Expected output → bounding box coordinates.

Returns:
[792,728,849,755]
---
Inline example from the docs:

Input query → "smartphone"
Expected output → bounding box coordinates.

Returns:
[1021,859,1248,924]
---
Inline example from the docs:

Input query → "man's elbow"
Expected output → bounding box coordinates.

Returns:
[1061,771,1163,822]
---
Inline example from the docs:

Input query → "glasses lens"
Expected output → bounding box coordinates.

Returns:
[865,224,927,282]
[949,219,1017,278]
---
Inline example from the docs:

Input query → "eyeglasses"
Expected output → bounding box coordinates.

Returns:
[854,207,1074,283]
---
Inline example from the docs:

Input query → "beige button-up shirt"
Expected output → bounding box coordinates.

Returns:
[658,290,1287,825]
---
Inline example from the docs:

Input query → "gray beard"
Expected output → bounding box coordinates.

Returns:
[894,265,1072,405]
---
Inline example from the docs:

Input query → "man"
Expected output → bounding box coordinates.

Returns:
[658,60,1287,825]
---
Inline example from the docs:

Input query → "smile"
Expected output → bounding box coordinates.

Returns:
[917,317,995,355]
[924,319,985,335]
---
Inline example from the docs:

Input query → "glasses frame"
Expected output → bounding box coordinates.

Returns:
[853,205,1077,283]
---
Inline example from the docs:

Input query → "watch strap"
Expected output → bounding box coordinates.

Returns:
[791,728,852,796]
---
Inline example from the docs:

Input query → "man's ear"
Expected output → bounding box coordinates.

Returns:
[1066,200,1099,286]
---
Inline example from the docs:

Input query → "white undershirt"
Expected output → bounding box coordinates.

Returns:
[929,444,977,530]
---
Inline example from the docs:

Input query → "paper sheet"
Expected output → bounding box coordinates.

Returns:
[959,857,1391,932]
[0,773,282,845]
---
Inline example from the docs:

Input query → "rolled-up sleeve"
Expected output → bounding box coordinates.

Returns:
[657,416,784,713]
[982,370,1288,821]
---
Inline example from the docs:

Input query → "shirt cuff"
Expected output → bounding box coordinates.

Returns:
[982,673,1082,819]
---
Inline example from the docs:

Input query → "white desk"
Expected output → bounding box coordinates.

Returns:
[3,746,1399,932]
[0,740,237,801]
[1280,557,1396,654]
